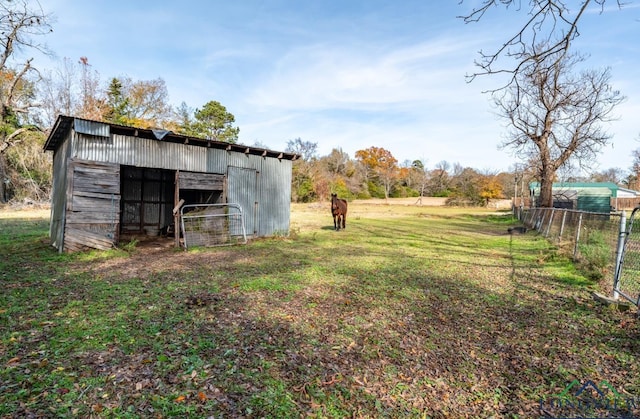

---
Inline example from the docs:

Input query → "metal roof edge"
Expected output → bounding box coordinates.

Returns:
[43,115,74,151]
[43,115,299,160]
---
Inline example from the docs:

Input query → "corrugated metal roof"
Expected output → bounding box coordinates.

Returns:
[75,119,110,138]
[44,115,299,161]
[529,181,619,191]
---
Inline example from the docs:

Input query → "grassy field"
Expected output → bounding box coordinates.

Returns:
[1,201,639,418]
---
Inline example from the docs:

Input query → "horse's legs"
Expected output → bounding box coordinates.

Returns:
[342,214,346,229]
[333,214,338,230]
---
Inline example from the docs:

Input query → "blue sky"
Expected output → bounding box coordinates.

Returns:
[33,1,640,173]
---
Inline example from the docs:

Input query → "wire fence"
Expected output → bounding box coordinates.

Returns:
[515,207,640,307]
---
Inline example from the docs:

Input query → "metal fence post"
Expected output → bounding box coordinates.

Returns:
[573,213,583,260]
[545,208,555,237]
[613,210,627,300]
[559,210,567,241]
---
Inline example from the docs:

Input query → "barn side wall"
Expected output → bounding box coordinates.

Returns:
[49,131,72,251]
[69,130,293,238]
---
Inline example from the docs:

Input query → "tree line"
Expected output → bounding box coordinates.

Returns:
[286,138,640,206]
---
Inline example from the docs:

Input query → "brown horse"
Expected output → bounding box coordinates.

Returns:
[331,193,348,231]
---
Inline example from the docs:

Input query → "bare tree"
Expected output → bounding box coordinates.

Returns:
[77,56,104,121]
[459,0,622,89]
[0,0,53,201]
[325,148,351,177]
[590,167,625,184]
[1,0,52,137]
[625,148,640,190]
[38,57,78,127]
[427,160,451,196]
[407,159,430,205]
[286,138,318,162]
[495,48,624,207]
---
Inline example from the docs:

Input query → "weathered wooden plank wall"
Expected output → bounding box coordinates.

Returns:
[178,171,224,191]
[63,159,121,252]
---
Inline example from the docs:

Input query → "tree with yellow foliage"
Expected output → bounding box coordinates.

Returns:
[355,146,399,199]
[479,176,504,206]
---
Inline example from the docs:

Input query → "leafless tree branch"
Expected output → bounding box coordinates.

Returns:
[458,0,620,91]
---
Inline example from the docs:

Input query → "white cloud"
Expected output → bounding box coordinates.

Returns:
[28,0,640,173]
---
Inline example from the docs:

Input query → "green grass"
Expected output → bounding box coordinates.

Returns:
[1,204,639,418]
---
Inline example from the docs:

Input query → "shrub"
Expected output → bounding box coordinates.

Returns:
[577,230,611,280]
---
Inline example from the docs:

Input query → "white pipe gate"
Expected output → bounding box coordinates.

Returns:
[180,203,247,249]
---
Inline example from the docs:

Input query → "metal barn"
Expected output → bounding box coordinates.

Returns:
[529,182,617,213]
[44,115,297,253]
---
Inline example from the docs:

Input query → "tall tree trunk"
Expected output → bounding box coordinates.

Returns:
[538,165,555,208]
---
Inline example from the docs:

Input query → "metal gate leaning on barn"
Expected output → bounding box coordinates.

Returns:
[180,203,247,249]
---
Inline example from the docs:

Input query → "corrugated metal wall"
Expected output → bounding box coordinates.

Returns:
[577,196,611,213]
[49,132,72,251]
[63,122,293,239]
[258,156,292,236]
[74,134,208,171]
[227,166,258,236]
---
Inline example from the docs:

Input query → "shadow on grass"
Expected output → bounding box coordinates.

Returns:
[2,214,639,418]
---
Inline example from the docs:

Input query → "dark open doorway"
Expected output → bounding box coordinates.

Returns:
[120,166,175,236]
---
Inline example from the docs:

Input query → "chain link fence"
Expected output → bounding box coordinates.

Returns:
[614,208,640,305]
[515,207,640,307]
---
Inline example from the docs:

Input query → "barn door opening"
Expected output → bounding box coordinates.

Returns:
[120,166,175,236]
